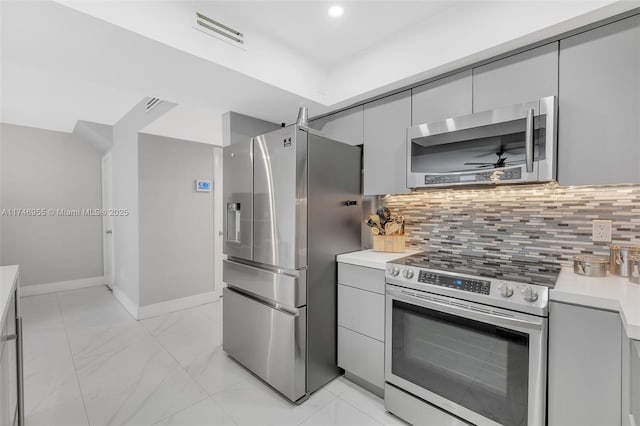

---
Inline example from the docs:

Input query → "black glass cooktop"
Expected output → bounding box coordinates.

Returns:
[390,251,561,288]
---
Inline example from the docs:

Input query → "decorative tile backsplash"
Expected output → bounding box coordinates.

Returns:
[383,183,640,266]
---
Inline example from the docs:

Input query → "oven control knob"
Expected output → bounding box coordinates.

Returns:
[499,283,513,298]
[522,286,539,302]
[402,269,415,279]
[390,266,400,277]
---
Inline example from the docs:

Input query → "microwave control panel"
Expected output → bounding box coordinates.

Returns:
[418,270,491,295]
[424,168,522,185]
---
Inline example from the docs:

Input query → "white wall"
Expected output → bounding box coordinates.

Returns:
[110,98,175,306]
[138,133,215,306]
[0,123,103,286]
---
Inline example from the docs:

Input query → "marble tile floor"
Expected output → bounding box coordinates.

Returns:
[21,286,407,426]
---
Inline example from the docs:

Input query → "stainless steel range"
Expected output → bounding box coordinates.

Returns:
[384,252,561,426]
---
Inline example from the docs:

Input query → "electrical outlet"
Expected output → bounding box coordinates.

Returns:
[592,220,612,242]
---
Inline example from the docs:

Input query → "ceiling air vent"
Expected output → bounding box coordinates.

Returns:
[195,12,244,47]
[145,97,163,113]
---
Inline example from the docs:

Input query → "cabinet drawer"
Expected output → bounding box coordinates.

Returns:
[338,285,384,341]
[338,263,385,294]
[338,326,384,389]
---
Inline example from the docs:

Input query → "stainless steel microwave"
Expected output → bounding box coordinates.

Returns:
[407,96,557,188]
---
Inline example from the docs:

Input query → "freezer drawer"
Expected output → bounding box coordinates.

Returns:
[223,259,306,308]
[223,287,306,402]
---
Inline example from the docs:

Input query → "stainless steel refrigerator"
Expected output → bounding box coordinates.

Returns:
[222,124,362,403]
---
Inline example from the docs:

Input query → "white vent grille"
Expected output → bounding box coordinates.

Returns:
[195,12,244,46]
[145,97,163,113]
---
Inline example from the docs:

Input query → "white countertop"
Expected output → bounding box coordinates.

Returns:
[0,265,19,327]
[337,249,421,270]
[551,267,640,340]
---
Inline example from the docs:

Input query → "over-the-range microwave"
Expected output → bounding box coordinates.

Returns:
[407,96,557,188]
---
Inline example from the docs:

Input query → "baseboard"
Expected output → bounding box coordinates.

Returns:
[111,286,140,319]
[19,276,105,297]
[137,291,219,320]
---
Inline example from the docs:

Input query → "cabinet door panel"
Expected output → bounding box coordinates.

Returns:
[412,70,472,125]
[0,321,9,426]
[473,42,558,112]
[309,106,363,146]
[631,341,640,426]
[363,91,411,196]
[558,16,640,185]
[548,302,621,426]
[338,285,384,341]
[338,263,385,294]
[6,295,16,425]
[338,326,384,388]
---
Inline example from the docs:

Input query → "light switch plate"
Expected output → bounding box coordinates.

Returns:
[592,220,612,242]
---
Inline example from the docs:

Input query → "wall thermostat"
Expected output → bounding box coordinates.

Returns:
[196,180,212,192]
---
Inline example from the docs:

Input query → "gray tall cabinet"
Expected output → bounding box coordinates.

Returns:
[558,15,640,185]
[308,106,363,146]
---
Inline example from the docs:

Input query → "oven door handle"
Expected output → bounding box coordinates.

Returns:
[387,288,545,332]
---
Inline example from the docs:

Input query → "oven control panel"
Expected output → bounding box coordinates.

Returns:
[418,270,490,295]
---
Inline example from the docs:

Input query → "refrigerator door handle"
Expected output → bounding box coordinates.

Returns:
[227,287,300,317]
[223,259,305,308]
[226,202,241,243]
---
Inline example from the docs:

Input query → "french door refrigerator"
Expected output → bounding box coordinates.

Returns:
[222,124,362,403]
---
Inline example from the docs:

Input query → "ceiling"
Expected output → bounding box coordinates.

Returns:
[197,1,453,66]
[1,0,636,145]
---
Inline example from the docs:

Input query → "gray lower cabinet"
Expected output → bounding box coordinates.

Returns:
[472,42,558,112]
[308,105,363,146]
[1,320,9,426]
[548,301,622,426]
[629,339,640,426]
[411,70,472,125]
[558,15,640,186]
[363,90,411,196]
[337,263,385,394]
[1,291,19,426]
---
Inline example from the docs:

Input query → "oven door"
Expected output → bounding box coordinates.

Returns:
[385,285,547,426]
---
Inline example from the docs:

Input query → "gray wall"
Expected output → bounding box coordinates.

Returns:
[0,123,103,286]
[138,133,215,306]
[222,111,279,146]
[111,98,176,306]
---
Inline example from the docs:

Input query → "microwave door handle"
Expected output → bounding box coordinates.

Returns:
[525,108,534,173]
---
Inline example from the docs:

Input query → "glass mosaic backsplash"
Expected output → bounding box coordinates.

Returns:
[383,183,640,266]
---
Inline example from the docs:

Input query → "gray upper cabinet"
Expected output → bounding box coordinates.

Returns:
[411,70,472,125]
[308,105,363,146]
[363,91,411,196]
[558,15,640,186]
[472,42,559,112]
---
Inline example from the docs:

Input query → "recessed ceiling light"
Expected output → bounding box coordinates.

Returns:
[328,5,344,17]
